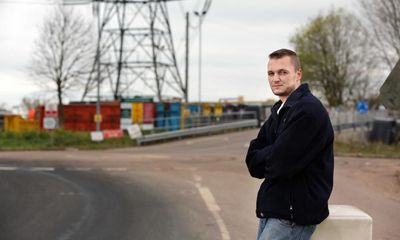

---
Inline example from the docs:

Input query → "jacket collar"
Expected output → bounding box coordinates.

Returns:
[272,83,310,113]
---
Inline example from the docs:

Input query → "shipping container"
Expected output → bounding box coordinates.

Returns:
[120,102,132,129]
[36,106,45,130]
[142,102,155,130]
[202,103,211,117]
[63,101,120,131]
[132,102,143,124]
[180,103,191,129]
[4,115,38,132]
[168,102,181,131]
[188,104,201,114]
[214,103,223,117]
[155,102,166,128]
[0,115,4,131]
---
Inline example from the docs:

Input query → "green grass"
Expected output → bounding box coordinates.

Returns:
[0,130,135,150]
[334,140,400,158]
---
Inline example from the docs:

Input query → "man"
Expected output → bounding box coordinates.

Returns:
[245,49,334,240]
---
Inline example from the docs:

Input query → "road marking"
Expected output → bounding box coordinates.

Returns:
[66,167,93,171]
[194,174,231,240]
[193,174,202,182]
[30,167,55,171]
[0,166,18,171]
[102,167,127,172]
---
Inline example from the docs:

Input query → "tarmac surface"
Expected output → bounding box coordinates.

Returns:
[0,129,399,240]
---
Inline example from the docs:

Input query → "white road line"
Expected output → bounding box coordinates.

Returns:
[30,167,55,171]
[0,166,18,171]
[102,167,127,172]
[193,174,202,182]
[194,174,231,240]
[66,167,93,171]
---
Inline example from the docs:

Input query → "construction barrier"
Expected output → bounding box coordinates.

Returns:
[311,205,372,240]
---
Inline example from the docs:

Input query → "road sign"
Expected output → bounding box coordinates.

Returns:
[380,58,400,110]
[43,117,57,129]
[127,124,143,139]
[45,104,58,117]
[103,129,124,139]
[90,131,104,142]
[357,100,369,114]
[94,114,102,123]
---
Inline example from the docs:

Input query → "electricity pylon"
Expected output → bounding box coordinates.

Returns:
[93,0,186,101]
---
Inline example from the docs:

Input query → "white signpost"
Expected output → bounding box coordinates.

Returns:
[43,117,57,130]
[43,103,58,130]
[127,124,143,139]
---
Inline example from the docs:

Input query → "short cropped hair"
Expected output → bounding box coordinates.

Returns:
[269,48,301,71]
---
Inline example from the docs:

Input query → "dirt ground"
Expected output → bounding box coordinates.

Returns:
[331,156,400,240]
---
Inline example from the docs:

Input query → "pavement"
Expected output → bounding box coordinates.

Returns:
[0,129,399,240]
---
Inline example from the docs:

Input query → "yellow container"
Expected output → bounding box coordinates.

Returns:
[180,104,191,129]
[131,102,143,124]
[202,103,211,117]
[4,115,38,132]
[214,103,223,117]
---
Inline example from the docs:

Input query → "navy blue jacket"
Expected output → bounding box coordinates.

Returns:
[245,84,334,225]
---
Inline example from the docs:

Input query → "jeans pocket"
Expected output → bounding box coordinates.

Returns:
[277,218,294,227]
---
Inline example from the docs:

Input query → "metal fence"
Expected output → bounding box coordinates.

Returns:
[329,110,388,131]
[137,119,258,145]
[147,111,258,132]
[136,108,391,145]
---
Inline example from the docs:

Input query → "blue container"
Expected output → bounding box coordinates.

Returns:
[188,104,201,114]
[156,103,165,128]
[168,102,181,131]
[169,102,181,113]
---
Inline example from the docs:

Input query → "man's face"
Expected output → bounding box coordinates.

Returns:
[267,56,302,101]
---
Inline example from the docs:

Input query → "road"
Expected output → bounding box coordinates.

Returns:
[0,129,399,240]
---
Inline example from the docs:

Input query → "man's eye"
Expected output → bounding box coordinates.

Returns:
[268,72,274,77]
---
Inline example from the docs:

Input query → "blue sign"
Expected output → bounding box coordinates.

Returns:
[357,100,369,114]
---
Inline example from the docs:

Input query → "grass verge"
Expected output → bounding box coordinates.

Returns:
[0,130,135,150]
[334,141,400,158]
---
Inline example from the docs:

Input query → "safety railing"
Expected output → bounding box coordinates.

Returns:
[136,119,258,145]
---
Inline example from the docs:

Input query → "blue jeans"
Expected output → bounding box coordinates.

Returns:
[256,218,316,240]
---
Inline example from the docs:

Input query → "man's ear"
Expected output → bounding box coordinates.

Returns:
[297,68,302,82]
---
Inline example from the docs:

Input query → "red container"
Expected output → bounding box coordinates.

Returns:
[36,106,45,130]
[63,101,120,131]
[143,102,155,124]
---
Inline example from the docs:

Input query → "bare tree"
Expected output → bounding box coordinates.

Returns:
[30,5,94,125]
[291,9,373,107]
[358,0,400,70]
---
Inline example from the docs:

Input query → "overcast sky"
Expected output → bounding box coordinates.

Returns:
[0,0,357,109]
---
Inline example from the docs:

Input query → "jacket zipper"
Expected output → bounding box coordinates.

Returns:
[289,184,294,220]
[289,205,293,220]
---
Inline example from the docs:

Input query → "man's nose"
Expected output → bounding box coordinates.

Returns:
[271,74,281,82]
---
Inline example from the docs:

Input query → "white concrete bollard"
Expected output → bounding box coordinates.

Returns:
[311,205,372,240]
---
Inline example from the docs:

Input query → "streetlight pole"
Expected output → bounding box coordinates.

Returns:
[94,1,102,132]
[194,0,212,117]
